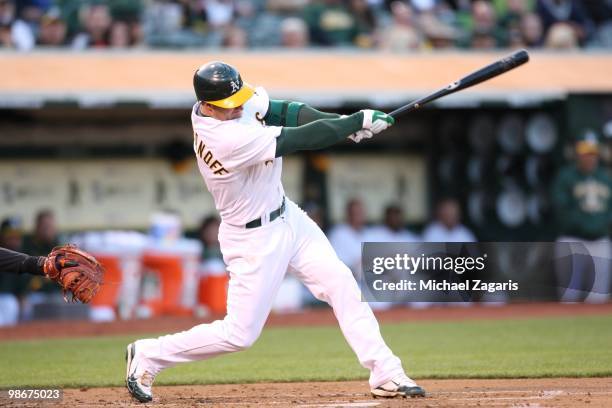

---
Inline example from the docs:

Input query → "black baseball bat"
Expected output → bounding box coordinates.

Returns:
[388,49,530,118]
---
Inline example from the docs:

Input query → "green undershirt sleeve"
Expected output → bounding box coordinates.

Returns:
[265,100,341,127]
[265,100,303,127]
[296,105,340,124]
[275,112,363,157]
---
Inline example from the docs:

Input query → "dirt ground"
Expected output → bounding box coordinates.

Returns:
[2,378,611,407]
[2,303,612,407]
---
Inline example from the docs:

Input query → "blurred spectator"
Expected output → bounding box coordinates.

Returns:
[37,7,67,46]
[22,209,59,256]
[0,0,35,50]
[71,3,112,48]
[581,0,612,26]
[349,0,377,48]
[366,204,420,242]
[222,23,247,48]
[380,1,422,51]
[519,12,544,48]
[144,0,183,37]
[446,0,474,18]
[1,0,610,50]
[21,210,62,318]
[52,0,76,37]
[497,0,532,16]
[0,20,10,46]
[552,131,611,303]
[205,0,235,29]
[409,0,438,13]
[303,0,360,46]
[198,215,221,260]
[468,0,504,49]
[329,198,370,274]
[280,16,309,48]
[108,0,144,48]
[422,198,476,242]
[544,21,578,49]
[267,0,309,14]
[236,1,281,47]
[108,0,143,26]
[420,12,459,49]
[0,217,25,326]
[196,214,227,314]
[590,22,612,49]
[536,0,594,45]
[16,0,46,39]
[362,204,418,309]
[0,216,22,251]
[498,0,533,47]
[182,0,208,34]
[582,1,612,48]
[0,0,10,18]
[143,0,205,47]
[233,0,257,35]
[109,20,130,47]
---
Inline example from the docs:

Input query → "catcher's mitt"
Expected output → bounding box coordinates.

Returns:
[43,244,105,303]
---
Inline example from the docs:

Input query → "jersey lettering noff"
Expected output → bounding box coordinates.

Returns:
[191,103,284,226]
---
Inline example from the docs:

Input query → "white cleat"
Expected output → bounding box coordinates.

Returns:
[125,342,155,403]
[371,374,426,398]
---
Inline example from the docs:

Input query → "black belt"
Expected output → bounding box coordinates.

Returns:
[245,197,286,229]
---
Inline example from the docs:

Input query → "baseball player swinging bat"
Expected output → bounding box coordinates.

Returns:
[389,49,530,118]
[125,61,427,404]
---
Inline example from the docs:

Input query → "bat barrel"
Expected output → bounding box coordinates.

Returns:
[388,49,530,118]
[501,49,530,71]
[510,49,530,66]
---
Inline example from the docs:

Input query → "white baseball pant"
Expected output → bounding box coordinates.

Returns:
[135,198,406,388]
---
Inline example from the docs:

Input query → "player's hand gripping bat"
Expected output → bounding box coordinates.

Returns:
[388,49,530,118]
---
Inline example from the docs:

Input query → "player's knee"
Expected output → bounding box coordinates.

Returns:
[225,324,262,351]
[326,263,358,288]
[228,332,259,350]
[320,265,361,299]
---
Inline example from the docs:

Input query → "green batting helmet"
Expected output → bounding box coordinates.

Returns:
[193,61,254,109]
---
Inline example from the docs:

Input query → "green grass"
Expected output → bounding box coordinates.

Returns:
[0,315,611,388]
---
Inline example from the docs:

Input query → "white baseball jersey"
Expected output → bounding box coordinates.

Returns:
[191,92,284,226]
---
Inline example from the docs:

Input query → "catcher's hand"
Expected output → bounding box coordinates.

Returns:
[43,244,105,303]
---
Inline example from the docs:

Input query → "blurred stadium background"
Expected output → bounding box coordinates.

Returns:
[0,0,611,325]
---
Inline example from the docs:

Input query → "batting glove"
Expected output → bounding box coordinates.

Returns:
[361,110,395,134]
[348,129,374,143]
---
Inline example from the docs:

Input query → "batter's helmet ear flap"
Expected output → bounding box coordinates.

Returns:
[193,61,254,108]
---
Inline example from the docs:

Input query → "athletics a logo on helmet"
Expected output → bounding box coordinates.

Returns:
[230,80,241,93]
